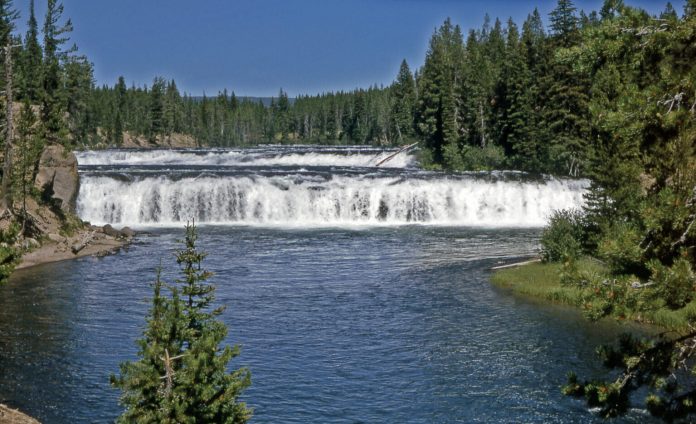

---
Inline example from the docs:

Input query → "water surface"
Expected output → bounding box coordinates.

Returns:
[0,226,648,423]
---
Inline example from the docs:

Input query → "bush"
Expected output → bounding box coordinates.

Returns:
[649,258,696,310]
[0,222,21,283]
[417,147,442,170]
[459,144,506,171]
[541,209,586,262]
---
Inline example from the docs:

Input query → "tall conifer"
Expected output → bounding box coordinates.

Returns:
[22,0,42,102]
[42,0,73,144]
[112,224,251,423]
[390,59,416,143]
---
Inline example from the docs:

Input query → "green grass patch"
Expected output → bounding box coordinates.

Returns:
[490,259,696,332]
[490,260,587,306]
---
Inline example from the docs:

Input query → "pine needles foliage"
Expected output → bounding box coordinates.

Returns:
[111,223,251,424]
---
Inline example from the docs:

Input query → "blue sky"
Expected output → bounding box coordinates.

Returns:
[16,0,683,97]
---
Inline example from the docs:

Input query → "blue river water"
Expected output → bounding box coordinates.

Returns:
[0,226,651,423]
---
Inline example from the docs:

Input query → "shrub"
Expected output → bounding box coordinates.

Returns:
[459,144,506,171]
[541,209,586,262]
[0,222,21,283]
[417,147,442,170]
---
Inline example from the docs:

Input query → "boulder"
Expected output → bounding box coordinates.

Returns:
[34,145,79,214]
[47,233,65,243]
[120,227,135,237]
[89,225,104,233]
[102,224,122,238]
[71,242,86,254]
[22,238,40,249]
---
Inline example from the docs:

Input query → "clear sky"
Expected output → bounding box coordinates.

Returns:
[15,0,683,97]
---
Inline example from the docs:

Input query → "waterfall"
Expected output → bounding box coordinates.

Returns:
[77,172,587,228]
[75,146,416,169]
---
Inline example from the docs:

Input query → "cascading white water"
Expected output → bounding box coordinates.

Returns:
[77,173,588,228]
[75,147,415,168]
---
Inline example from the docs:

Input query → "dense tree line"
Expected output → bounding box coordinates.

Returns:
[88,83,403,148]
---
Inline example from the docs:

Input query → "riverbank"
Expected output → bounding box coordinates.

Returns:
[87,131,198,149]
[16,225,132,270]
[0,144,134,274]
[490,260,696,331]
[0,404,40,424]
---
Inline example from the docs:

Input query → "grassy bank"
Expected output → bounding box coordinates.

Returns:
[490,260,696,332]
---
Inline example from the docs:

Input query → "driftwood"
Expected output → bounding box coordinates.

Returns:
[490,258,541,270]
[70,242,86,254]
[675,187,696,247]
[375,142,418,167]
[631,281,656,289]
[658,92,686,113]
[71,231,94,254]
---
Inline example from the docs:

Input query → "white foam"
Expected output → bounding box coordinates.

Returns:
[75,148,415,169]
[77,174,588,228]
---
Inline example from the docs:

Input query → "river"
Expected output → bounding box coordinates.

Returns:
[0,146,649,422]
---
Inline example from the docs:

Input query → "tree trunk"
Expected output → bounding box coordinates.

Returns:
[479,101,486,148]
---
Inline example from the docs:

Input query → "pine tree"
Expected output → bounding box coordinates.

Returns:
[458,29,485,150]
[0,0,16,45]
[274,88,290,141]
[390,59,416,143]
[41,0,73,145]
[349,90,368,144]
[599,0,624,21]
[660,2,678,21]
[14,101,39,228]
[685,0,696,18]
[415,18,464,165]
[63,53,95,145]
[543,0,590,176]
[549,0,579,47]
[0,0,18,210]
[149,77,165,143]
[164,79,183,136]
[21,0,42,102]
[112,223,252,423]
[199,94,210,146]
[502,11,548,171]
[494,19,536,168]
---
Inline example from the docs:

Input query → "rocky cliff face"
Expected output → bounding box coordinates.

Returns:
[33,145,79,215]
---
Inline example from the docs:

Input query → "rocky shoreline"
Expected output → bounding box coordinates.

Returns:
[0,404,40,424]
[1,144,135,271]
[17,224,133,270]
